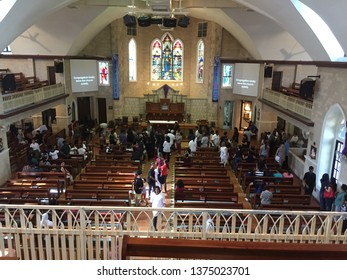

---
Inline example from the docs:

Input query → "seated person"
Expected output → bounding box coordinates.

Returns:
[260,186,273,205]
[175,179,185,193]
[273,170,283,183]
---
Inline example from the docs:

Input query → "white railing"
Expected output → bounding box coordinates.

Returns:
[0,83,65,114]
[0,205,346,260]
[263,89,313,119]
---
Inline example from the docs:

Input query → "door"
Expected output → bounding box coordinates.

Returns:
[272,71,282,91]
[98,98,107,124]
[77,97,91,126]
[223,101,234,129]
[47,66,56,85]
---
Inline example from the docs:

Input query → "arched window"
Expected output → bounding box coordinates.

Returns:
[196,40,204,83]
[151,33,183,81]
[129,38,136,81]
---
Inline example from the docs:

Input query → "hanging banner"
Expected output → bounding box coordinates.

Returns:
[112,54,119,100]
[212,56,220,102]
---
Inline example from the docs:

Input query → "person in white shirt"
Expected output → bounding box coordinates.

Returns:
[149,186,166,231]
[30,139,40,151]
[220,143,229,166]
[188,138,197,154]
[200,133,209,148]
[49,148,59,160]
[162,135,172,162]
[211,130,220,148]
[78,146,87,160]
[166,130,176,146]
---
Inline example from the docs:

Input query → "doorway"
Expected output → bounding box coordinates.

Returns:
[223,101,234,129]
[77,97,91,126]
[98,98,107,124]
[47,66,56,85]
[239,100,252,130]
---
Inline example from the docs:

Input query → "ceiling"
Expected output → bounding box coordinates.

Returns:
[1,0,346,61]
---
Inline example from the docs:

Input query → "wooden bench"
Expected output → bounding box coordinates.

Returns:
[259,204,321,211]
[175,190,238,203]
[242,175,294,189]
[174,201,243,210]
[121,235,347,260]
[174,167,228,176]
[78,172,135,181]
[251,193,312,208]
[175,177,231,186]
[85,165,139,174]
[246,184,302,199]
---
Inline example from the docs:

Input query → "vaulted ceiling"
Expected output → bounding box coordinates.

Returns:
[1,0,346,61]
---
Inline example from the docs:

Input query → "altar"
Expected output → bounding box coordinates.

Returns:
[145,84,185,122]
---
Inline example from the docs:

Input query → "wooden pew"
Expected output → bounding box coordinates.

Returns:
[121,235,347,260]
[174,201,243,209]
[78,172,135,181]
[174,167,228,176]
[246,183,302,199]
[175,177,231,186]
[259,204,321,211]
[175,190,238,203]
[85,165,139,174]
[242,175,294,189]
[251,193,312,208]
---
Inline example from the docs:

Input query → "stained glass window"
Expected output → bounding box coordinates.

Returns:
[222,64,233,88]
[151,33,183,81]
[197,40,204,83]
[129,38,136,81]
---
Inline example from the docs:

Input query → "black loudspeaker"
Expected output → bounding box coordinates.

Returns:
[264,66,273,78]
[2,74,16,92]
[137,16,151,27]
[123,15,137,27]
[178,16,190,27]
[300,79,315,99]
[163,17,177,27]
[55,61,64,73]
[150,17,162,24]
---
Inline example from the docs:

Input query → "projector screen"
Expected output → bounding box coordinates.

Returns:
[233,63,260,97]
[70,59,98,92]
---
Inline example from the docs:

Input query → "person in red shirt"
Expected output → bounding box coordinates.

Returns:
[160,159,169,193]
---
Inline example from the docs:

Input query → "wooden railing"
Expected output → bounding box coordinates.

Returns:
[0,83,65,114]
[263,88,313,119]
[0,205,346,260]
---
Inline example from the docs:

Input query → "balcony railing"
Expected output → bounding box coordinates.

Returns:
[0,205,346,260]
[0,83,65,114]
[263,88,313,119]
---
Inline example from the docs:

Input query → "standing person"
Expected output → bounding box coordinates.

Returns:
[323,178,336,211]
[220,142,229,167]
[200,133,209,148]
[231,127,239,148]
[149,186,166,231]
[211,130,220,148]
[147,162,156,200]
[162,135,172,162]
[320,173,330,211]
[160,159,169,193]
[335,184,347,212]
[275,142,285,168]
[302,166,316,195]
[175,131,183,156]
[133,170,144,206]
[259,139,270,158]
[188,137,197,154]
